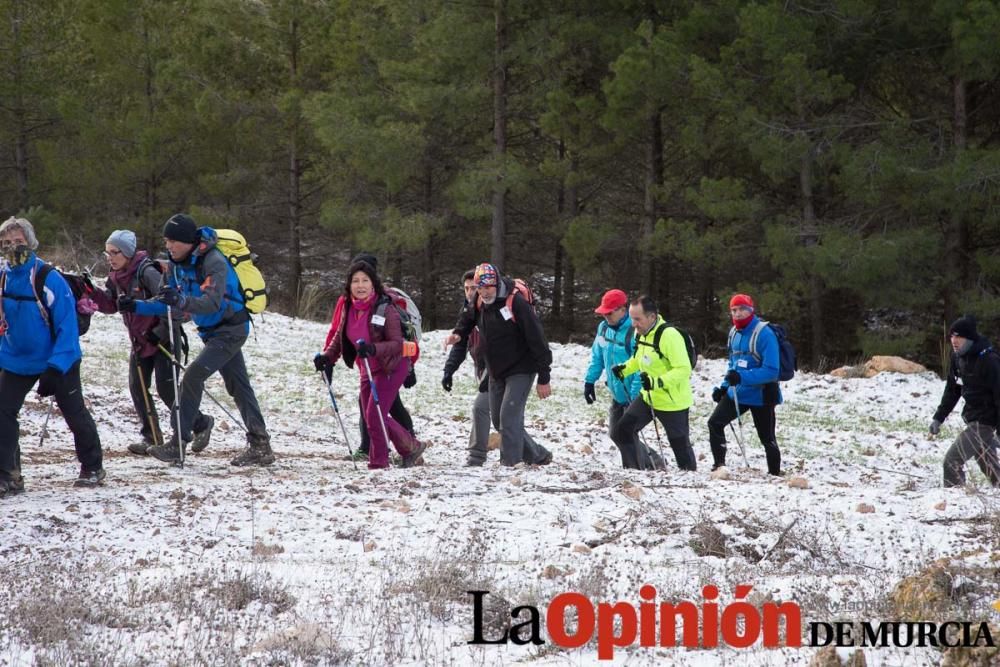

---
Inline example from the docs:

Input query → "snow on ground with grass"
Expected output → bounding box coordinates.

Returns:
[1,313,998,666]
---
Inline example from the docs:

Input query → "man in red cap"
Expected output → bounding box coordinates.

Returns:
[707,293,783,475]
[585,289,642,448]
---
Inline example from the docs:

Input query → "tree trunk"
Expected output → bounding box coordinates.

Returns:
[552,141,565,322]
[564,156,579,334]
[286,17,303,316]
[143,19,158,249]
[421,162,437,329]
[642,112,663,298]
[10,0,28,210]
[491,0,507,269]
[800,144,823,369]
[943,75,969,323]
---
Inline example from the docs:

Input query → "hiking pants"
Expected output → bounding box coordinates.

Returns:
[0,362,102,480]
[608,400,628,442]
[359,360,418,469]
[467,387,491,465]
[357,394,413,454]
[489,373,551,466]
[943,422,1000,487]
[611,397,696,471]
[708,394,780,474]
[130,348,175,445]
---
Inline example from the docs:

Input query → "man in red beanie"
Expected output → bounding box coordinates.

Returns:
[707,293,783,475]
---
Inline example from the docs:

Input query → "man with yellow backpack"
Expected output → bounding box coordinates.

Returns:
[610,295,697,471]
[120,213,273,467]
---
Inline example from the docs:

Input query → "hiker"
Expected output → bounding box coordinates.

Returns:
[318,252,416,463]
[120,213,273,466]
[929,315,1000,488]
[0,216,105,493]
[90,229,212,456]
[446,263,553,467]
[707,293,783,476]
[610,295,696,471]
[316,259,426,470]
[585,289,641,443]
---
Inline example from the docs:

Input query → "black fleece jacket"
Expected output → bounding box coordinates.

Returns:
[934,336,1000,427]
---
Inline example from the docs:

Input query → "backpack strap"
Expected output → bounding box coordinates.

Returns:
[624,326,635,355]
[32,263,56,339]
[746,319,769,363]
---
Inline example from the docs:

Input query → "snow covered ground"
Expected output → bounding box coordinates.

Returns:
[1,313,998,666]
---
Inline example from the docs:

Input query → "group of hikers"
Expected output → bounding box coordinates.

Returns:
[0,213,998,496]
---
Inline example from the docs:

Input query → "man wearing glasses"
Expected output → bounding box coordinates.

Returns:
[707,293,784,476]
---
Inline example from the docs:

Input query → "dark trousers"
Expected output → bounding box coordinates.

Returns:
[489,373,552,466]
[358,394,413,453]
[0,362,102,479]
[943,422,1000,487]
[707,395,781,474]
[173,332,267,440]
[611,398,696,471]
[129,349,175,444]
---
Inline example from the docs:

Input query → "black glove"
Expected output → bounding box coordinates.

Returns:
[611,364,626,381]
[929,419,941,436]
[640,372,654,392]
[583,382,596,404]
[712,386,725,403]
[156,287,185,308]
[144,329,160,346]
[356,340,376,359]
[725,369,742,386]
[403,367,417,388]
[117,294,137,313]
[442,373,453,393]
[313,352,331,372]
[36,367,62,398]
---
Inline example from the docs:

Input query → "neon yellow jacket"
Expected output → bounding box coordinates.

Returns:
[621,316,693,412]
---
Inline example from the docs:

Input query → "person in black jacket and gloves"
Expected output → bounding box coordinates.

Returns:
[930,315,1000,487]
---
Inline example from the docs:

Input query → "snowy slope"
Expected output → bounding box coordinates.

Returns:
[0,313,997,666]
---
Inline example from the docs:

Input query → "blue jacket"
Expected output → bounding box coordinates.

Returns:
[0,253,81,375]
[135,227,249,339]
[722,315,783,407]
[585,316,641,405]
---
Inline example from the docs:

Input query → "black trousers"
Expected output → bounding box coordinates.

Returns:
[0,362,102,479]
[707,394,781,474]
[358,394,413,453]
[129,349,175,444]
[611,398,696,471]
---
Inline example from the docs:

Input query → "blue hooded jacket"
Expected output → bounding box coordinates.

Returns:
[722,314,783,407]
[0,253,81,375]
[134,227,249,339]
[585,315,641,405]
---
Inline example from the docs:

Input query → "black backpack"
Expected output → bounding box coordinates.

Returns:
[638,321,698,369]
[1,263,94,337]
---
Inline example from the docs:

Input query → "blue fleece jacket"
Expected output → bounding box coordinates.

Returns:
[585,316,641,405]
[721,315,784,407]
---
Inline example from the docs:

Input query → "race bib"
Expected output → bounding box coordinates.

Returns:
[372,314,386,327]
[737,359,749,368]
[500,306,513,321]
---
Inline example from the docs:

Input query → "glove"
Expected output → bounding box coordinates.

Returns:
[313,352,331,372]
[117,294,137,313]
[640,372,654,392]
[441,373,453,393]
[583,382,596,405]
[929,419,941,436]
[156,288,185,308]
[356,340,376,359]
[725,369,742,386]
[611,364,626,382]
[403,367,417,388]
[144,329,160,346]
[712,386,725,403]
[36,367,62,398]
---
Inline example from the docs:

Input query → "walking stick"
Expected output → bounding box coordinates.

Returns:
[645,389,669,472]
[317,369,359,470]
[358,340,393,458]
[135,355,162,448]
[37,397,54,448]
[156,343,247,432]
[166,306,184,466]
[731,386,750,468]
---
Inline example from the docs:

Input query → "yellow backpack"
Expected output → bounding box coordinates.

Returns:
[214,229,268,313]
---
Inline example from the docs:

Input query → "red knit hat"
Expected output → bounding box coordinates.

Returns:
[729,294,754,310]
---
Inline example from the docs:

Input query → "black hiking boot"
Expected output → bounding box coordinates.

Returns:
[191,415,215,453]
[128,436,155,456]
[401,441,427,468]
[231,432,275,467]
[149,433,189,464]
[74,467,106,487]
[0,474,25,497]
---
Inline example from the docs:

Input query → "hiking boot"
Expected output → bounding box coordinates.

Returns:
[231,432,275,467]
[533,450,553,466]
[0,475,25,497]
[350,448,369,462]
[647,449,666,471]
[466,456,486,467]
[401,441,427,469]
[74,467,106,488]
[149,434,189,464]
[191,415,215,453]
[128,437,155,456]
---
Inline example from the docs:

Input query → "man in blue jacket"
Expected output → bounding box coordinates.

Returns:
[708,293,783,476]
[0,217,104,494]
[584,289,642,442]
[121,213,273,467]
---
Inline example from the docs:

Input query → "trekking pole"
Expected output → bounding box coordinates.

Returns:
[645,389,669,472]
[358,340,393,456]
[156,343,249,433]
[730,387,750,468]
[134,357,162,448]
[37,397,54,448]
[317,369,359,471]
[166,306,185,466]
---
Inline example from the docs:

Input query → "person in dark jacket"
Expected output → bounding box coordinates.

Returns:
[90,229,211,455]
[317,260,426,470]
[446,263,552,467]
[0,217,104,494]
[321,252,415,462]
[930,315,1000,488]
[122,213,273,467]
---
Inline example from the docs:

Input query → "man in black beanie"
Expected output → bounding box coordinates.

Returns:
[929,315,1000,487]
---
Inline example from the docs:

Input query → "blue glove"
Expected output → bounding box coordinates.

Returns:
[156,288,185,308]
[725,369,742,386]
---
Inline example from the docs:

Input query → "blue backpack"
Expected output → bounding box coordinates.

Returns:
[729,320,797,381]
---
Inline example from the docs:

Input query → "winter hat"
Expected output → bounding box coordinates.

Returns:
[105,229,137,258]
[595,289,628,315]
[162,213,199,244]
[351,252,378,271]
[729,293,755,311]
[949,315,978,340]
[473,263,499,288]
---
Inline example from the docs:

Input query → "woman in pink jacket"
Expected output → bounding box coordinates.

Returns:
[319,260,425,470]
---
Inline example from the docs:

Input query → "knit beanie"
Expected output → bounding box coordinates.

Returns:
[105,229,137,257]
[949,315,978,340]
[729,293,755,311]
[162,214,199,244]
